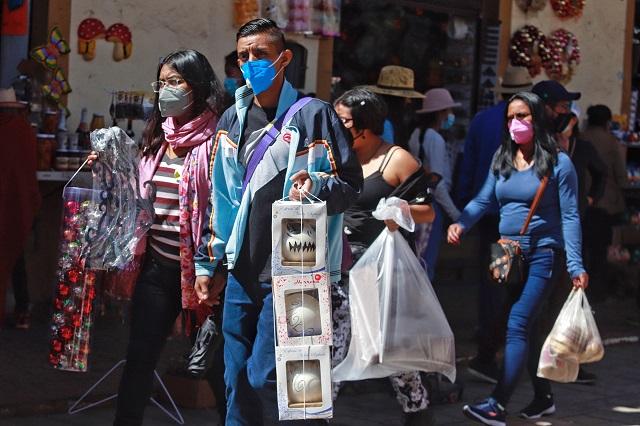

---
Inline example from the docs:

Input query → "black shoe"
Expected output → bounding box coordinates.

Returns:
[467,357,499,384]
[403,408,435,426]
[573,367,597,385]
[519,394,556,419]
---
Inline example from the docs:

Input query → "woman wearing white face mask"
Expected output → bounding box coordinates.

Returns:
[407,88,461,280]
[89,49,227,425]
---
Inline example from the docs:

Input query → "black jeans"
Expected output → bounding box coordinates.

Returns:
[114,255,182,426]
[12,254,29,313]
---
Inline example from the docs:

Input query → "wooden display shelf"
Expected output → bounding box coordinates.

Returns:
[37,170,91,181]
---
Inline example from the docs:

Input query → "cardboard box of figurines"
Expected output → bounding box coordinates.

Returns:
[271,200,333,420]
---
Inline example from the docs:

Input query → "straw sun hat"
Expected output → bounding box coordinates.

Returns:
[363,65,425,99]
[494,66,533,95]
[0,87,27,108]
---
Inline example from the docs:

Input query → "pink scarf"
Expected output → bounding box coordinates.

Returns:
[138,110,217,310]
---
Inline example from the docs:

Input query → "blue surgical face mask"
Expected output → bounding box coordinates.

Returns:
[442,113,455,130]
[223,77,239,96]
[240,51,284,96]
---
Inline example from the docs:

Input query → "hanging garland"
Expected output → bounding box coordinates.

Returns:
[544,29,580,82]
[550,0,585,19]
[515,0,547,13]
[509,25,552,77]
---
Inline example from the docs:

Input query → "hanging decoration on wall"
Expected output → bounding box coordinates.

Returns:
[233,0,259,28]
[550,0,585,19]
[515,0,547,13]
[30,27,70,70]
[509,25,552,77]
[544,29,580,82]
[77,18,106,61]
[42,68,72,103]
[106,23,133,61]
[1,0,28,36]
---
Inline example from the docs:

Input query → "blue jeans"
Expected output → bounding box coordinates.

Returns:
[223,274,276,426]
[424,203,444,281]
[491,247,563,406]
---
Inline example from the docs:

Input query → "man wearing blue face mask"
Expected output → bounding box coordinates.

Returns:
[194,18,363,426]
[222,50,243,109]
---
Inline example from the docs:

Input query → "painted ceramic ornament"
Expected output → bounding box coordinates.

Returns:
[30,27,70,70]
[286,361,323,404]
[77,18,106,61]
[285,291,321,337]
[106,23,132,61]
[282,219,317,265]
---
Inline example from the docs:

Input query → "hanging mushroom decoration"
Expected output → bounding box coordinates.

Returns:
[77,18,106,61]
[106,23,132,61]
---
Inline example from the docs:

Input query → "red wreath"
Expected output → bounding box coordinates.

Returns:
[509,25,552,77]
[544,29,580,82]
[550,0,585,19]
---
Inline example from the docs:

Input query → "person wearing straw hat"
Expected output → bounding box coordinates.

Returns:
[0,87,39,329]
[364,65,424,146]
[407,88,461,280]
[456,66,533,386]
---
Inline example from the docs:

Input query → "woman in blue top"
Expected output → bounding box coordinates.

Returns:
[447,92,588,426]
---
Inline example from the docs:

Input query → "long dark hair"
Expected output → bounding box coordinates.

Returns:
[491,91,557,179]
[142,49,224,155]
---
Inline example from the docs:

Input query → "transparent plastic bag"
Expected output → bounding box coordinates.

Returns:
[371,196,415,232]
[333,199,456,383]
[537,288,604,382]
[84,127,155,270]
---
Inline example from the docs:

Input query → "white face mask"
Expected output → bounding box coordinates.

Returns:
[158,86,193,117]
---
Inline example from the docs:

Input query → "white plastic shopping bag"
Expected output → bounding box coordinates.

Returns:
[333,198,456,383]
[537,287,604,382]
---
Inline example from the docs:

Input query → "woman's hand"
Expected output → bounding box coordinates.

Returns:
[384,219,400,232]
[87,151,99,167]
[572,272,589,289]
[289,170,313,201]
[447,223,464,245]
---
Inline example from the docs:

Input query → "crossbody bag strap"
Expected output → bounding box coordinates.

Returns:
[519,175,549,236]
[241,97,312,194]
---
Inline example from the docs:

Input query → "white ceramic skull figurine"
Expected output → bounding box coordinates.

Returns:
[282,219,317,264]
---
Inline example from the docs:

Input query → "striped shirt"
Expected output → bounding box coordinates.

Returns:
[148,152,184,264]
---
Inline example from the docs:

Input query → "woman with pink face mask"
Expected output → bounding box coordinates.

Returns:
[446,92,588,426]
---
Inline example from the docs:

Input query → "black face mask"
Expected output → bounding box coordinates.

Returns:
[554,113,574,134]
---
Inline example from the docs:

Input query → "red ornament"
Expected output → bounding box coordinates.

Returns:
[54,297,64,310]
[84,271,96,285]
[65,200,80,215]
[63,228,78,242]
[60,326,74,340]
[550,0,585,19]
[57,282,70,297]
[509,25,552,77]
[87,286,96,300]
[67,269,81,283]
[72,313,82,327]
[48,353,60,366]
[82,301,93,315]
[52,339,63,353]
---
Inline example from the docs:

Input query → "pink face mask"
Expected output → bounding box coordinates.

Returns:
[509,118,534,145]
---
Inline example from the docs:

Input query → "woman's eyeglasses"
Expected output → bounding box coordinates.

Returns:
[339,116,353,127]
[150,78,185,92]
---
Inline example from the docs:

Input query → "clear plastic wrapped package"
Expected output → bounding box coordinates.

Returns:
[84,127,155,270]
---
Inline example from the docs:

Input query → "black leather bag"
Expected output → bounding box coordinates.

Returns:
[186,314,223,378]
[488,176,548,285]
